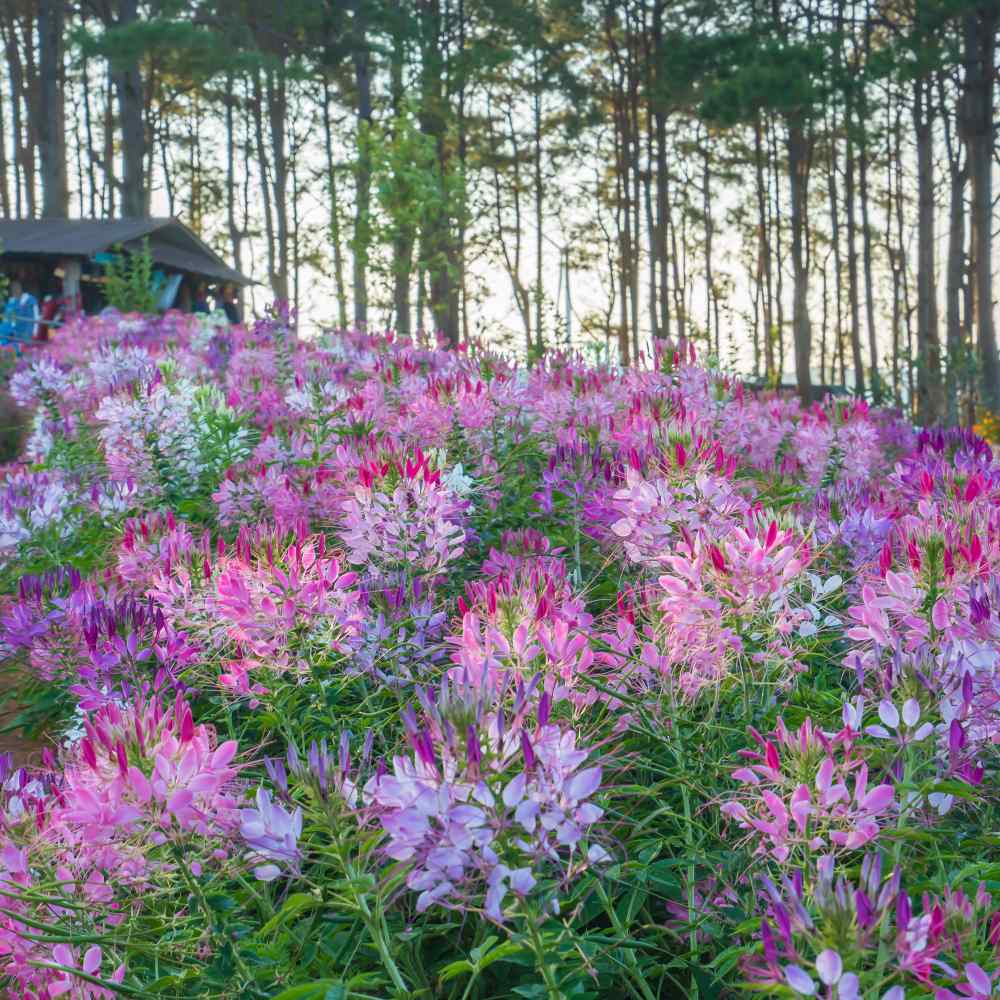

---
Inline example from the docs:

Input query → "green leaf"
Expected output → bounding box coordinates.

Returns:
[474,939,527,970]
[438,960,475,983]
[260,893,322,936]
[270,981,338,1000]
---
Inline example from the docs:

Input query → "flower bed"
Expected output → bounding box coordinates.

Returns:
[0,307,997,998]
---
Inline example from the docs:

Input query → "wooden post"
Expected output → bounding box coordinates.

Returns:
[61,257,81,315]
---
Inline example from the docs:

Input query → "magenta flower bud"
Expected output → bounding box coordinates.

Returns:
[520,731,536,770]
[855,889,873,928]
[400,706,419,739]
[415,731,436,769]
[537,690,551,728]
[286,741,301,776]
[950,720,966,753]
[93,722,112,751]
[466,725,481,772]
[771,901,791,945]
[896,892,911,930]
[338,731,350,774]
[179,706,195,743]
[264,756,289,797]
[115,741,128,779]
[761,920,777,963]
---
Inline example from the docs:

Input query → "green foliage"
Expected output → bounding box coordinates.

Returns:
[692,30,841,127]
[0,390,28,465]
[101,239,159,314]
[366,104,469,297]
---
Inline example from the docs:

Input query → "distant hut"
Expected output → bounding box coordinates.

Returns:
[0,217,251,321]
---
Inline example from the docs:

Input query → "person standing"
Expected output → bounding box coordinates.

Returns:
[217,284,241,325]
[0,281,39,353]
[38,286,63,341]
[192,282,211,314]
[6,281,38,340]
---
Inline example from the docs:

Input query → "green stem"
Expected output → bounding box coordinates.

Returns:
[354,885,407,995]
[171,843,254,984]
[334,839,408,996]
[873,746,913,982]
[594,882,658,1000]
[525,910,565,1000]
[675,726,700,1000]
[459,970,481,1000]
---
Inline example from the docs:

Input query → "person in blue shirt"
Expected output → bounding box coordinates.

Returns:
[0,281,39,351]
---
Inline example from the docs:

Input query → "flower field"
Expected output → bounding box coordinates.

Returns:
[0,308,998,999]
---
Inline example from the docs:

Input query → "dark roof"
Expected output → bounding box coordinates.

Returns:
[0,217,252,285]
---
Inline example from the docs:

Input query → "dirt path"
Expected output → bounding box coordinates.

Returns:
[0,667,46,768]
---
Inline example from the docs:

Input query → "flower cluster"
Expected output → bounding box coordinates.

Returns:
[357,676,608,921]
[721,717,895,862]
[3,308,1000,997]
[339,449,468,588]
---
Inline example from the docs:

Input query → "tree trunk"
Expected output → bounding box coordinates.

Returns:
[858,139,879,399]
[765,115,785,377]
[703,136,715,355]
[322,80,349,329]
[389,32,412,337]
[0,59,10,217]
[112,0,145,215]
[858,14,879,400]
[353,1,373,328]
[224,73,245,296]
[844,131,865,395]
[755,117,775,379]
[38,0,68,217]
[418,0,459,346]
[491,102,531,350]
[787,117,813,403]
[913,74,943,424]
[888,93,903,404]
[251,70,277,301]
[652,0,670,338]
[82,47,98,216]
[961,6,999,412]
[265,69,290,302]
[102,65,115,215]
[941,71,966,425]
[826,112,844,389]
[2,14,29,217]
[533,46,544,355]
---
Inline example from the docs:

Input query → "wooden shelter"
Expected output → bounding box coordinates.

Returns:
[0,217,251,313]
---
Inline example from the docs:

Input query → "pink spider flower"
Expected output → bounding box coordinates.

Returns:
[339,449,467,586]
[722,718,894,862]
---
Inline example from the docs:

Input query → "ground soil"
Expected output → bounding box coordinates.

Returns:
[0,668,45,767]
